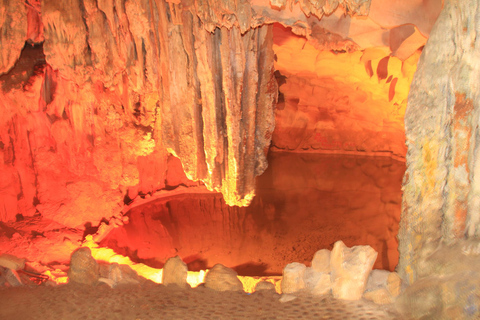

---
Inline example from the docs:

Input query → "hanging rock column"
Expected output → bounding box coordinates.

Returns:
[398,0,480,285]
[155,7,277,206]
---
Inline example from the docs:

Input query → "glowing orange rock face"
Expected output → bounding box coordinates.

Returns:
[271,24,420,159]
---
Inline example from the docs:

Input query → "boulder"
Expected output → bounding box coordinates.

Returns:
[363,269,402,304]
[311,249,330,273]
[330,240,377,300]
[304,267,331,295]
[255,280,276,292]
[281,262,306,294]
[204,264,243,292]
[162,256,189,288]
[0,254,25,270]
[365,269,390,291]
[4,268,22,287]
[364,288,394,305]
[68,247,100,285]
[387,272,402,297]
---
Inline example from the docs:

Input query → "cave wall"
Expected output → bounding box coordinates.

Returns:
[398,0,480,285]
[271,24,420,158]
[0,0,444,267]
[0,0,283,227]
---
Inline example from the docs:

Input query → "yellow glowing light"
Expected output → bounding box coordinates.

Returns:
[45,239,282,294]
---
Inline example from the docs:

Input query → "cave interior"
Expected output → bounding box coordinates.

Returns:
[1,0,480,317]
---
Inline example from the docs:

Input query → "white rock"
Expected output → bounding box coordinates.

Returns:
[304,267,331,295]
[330,240,377,300]
[0,254,25,270]
[364,269,402,302]
[365,269,390,292]
[279,294,297,303]
[204,264,243,292]
[162,256,189,288]
[281,262,306,294]
[311,249,330,273]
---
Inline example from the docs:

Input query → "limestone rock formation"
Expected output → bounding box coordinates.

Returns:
[254,280,276,292]
[363,269,401,304]
[311,249,330,273]
[162,256,189,288]
[281,262,307,294]
[330,240,377,300]
[0,254,25,271]
[398,0,480,287]
[204,264,243,292]
[67,247,99,285]
[304,267,331,295]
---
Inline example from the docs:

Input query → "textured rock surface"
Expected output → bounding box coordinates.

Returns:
[67,247,99,285]
[254,280,276,292]
[304,267,331,296]
[0,254,25,270]
[162,256,188,287]
[204,264,243,292]
[281,262,307,294]
[272,24,419,159]
[398,0,480,286]
[311,249,331,273]
[363,269,401,304]
[0,0,440,228]
[330,240,377,300]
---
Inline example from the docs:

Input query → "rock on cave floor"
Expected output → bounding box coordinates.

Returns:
[0,283,402,320]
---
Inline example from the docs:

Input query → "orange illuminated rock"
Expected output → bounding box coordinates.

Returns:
[68,247,100,286]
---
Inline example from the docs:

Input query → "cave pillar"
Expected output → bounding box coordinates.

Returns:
[399,0,480,284]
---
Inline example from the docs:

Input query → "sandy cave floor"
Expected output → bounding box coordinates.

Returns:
[0,283,403,320]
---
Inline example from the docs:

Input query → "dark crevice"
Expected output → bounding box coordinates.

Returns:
[0,42,46,92]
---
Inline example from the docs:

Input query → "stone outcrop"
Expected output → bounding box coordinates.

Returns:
[281,262,307,294]
[254,280,276,292]
[363,269,401,304]
[67,247,99,285]
[204,264,243,292]
[162,256,188,288]
[330,240,377,300]
[0,254,25,270]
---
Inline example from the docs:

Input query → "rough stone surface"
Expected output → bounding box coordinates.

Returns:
[204,264,243,292]
[364,269,401,302]
[396,241,480,318]
[330,240,377,300]
[398,0,480,286]
[0,254,25,270]
[304,267,331,295]
[254,280,276,292]
[67,247,99,285]
[162,256,188,288]
[4,268,22,287]
[311,249,330,273]
[281,262,307,294]
[364,288,394,305]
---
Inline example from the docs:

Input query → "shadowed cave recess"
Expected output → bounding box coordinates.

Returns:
[4,0,480,317]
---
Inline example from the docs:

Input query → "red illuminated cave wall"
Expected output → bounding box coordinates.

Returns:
[0,0,443,273]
